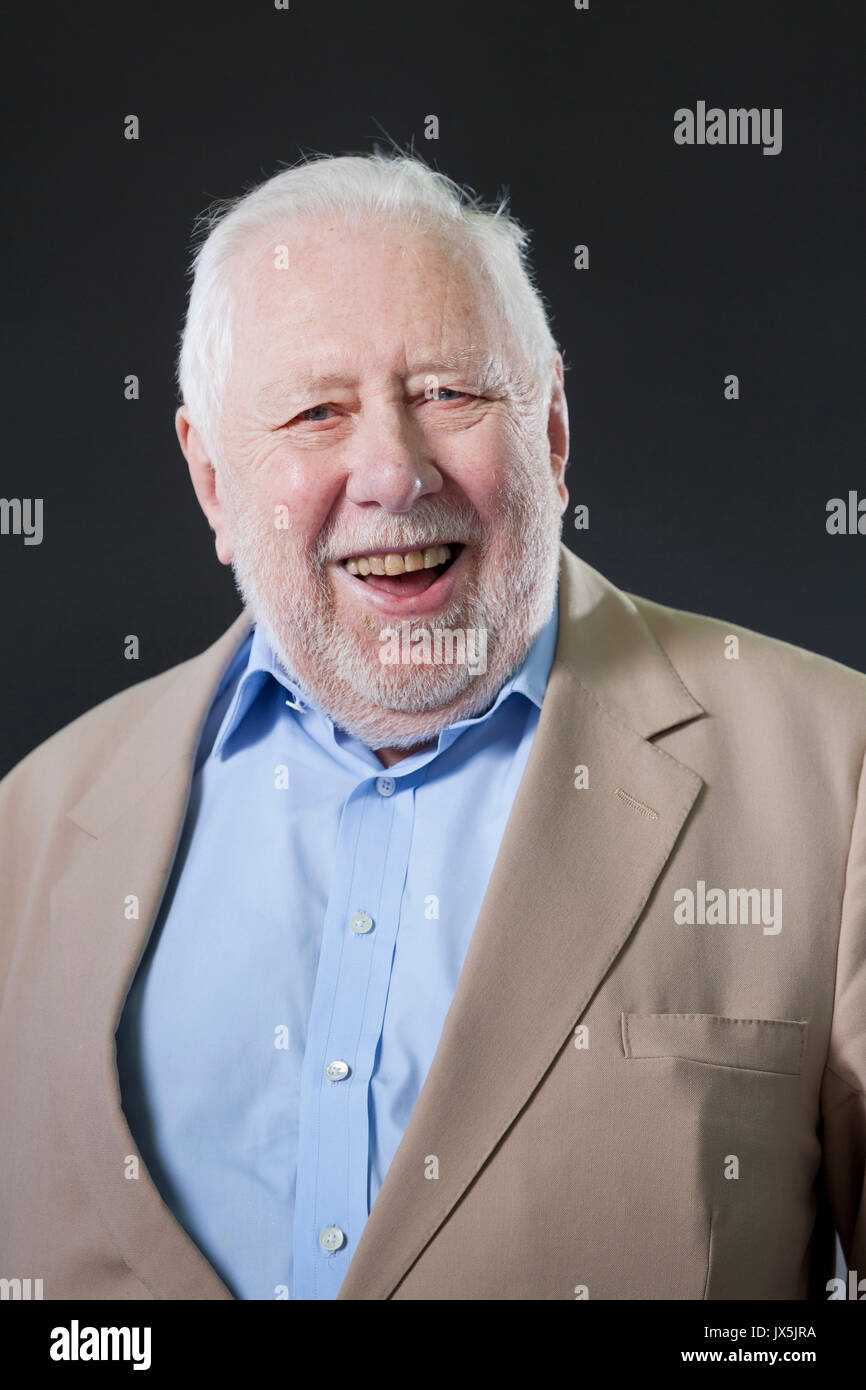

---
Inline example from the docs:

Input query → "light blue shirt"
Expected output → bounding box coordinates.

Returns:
[116,592,559,1300]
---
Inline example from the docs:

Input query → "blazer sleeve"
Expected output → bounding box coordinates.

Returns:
[820,740,866,1274]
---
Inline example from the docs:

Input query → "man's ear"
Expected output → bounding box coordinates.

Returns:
[547,352,570,513]
[175,406,233,564]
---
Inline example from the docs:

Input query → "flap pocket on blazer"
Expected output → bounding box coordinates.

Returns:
[621,1013,807,1075]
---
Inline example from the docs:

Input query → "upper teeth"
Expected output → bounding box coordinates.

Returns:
[344,544,452,576]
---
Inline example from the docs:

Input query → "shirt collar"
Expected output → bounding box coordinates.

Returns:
[210,589,559,762]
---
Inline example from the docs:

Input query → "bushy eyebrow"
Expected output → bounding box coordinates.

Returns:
[254,349,514,408]
[408,351,513,393]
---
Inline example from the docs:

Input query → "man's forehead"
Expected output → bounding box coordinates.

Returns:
[241,216,472,293]
[237,224,504,343]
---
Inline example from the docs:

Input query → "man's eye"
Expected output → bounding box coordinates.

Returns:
[431,387,471,401]
[297,404,334,422]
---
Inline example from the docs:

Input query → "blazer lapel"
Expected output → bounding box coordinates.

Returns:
[337,548,706,1299]
[45,612,252,1300]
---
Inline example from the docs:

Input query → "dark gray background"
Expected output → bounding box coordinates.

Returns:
[1,0,863,776]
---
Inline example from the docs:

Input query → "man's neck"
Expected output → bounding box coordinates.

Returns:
[374,741,436,768]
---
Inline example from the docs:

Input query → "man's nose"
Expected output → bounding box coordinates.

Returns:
[344,404,442,513]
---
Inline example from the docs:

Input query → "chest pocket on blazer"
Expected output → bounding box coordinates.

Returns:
[621,1012,807,1076]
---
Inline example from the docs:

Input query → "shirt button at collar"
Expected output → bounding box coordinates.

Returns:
[375,775,396,797]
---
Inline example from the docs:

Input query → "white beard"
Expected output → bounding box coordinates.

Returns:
[218,455,563,750]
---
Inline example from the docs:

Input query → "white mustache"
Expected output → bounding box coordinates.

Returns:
[318,512,484,564]
[327,537,470,560]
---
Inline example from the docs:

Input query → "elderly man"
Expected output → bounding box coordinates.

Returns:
[0,153,864,1304]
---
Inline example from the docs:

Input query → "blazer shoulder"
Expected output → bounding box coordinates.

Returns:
[0,612,250,823]
[629,591,866,738]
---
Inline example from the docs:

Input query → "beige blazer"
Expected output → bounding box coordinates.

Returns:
[1,546,864,1300]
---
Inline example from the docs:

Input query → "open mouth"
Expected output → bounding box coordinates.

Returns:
[340,542,463,599]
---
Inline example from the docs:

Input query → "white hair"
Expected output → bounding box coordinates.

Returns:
[175,151,559,463]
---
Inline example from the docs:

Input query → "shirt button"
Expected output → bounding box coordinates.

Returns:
[375,775,396,797]
[349,912,374,935]
[319,1226,346,1253]
[325,1059,350,1082]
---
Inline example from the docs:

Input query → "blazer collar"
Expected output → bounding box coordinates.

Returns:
[67,610,253,838]
[67,549,702,841]
[553,548,703,739]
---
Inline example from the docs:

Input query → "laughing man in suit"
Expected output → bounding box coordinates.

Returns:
[1,152,864,1300]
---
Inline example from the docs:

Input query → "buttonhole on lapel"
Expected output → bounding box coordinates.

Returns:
[614,787,659,821]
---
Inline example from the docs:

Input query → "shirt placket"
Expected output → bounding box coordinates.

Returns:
[292,771,414,1299]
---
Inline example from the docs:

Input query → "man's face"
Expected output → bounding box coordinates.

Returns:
[186,217,568,750]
